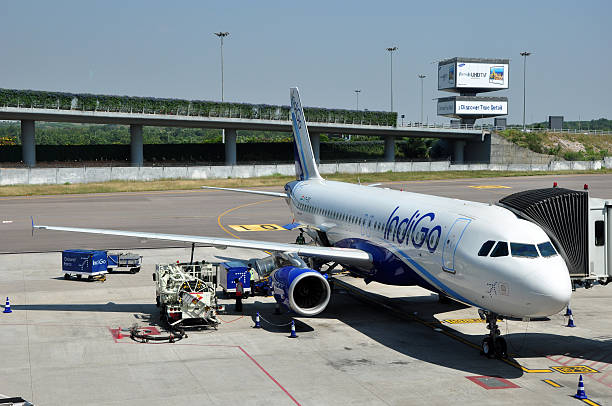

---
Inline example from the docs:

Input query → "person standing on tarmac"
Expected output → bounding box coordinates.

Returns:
[248,263,257,296]
[296,231,306,245]
[234,278,243,312]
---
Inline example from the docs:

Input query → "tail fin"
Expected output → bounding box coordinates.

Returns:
[290,87,321,181]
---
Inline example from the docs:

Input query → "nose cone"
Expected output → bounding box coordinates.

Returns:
[527,259,572,317]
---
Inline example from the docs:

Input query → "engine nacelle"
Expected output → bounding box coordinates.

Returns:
[270,266,331,316]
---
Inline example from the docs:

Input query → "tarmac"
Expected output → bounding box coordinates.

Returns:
[1,173,612,405]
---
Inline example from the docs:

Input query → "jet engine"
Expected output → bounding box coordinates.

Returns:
[270,266,331,316]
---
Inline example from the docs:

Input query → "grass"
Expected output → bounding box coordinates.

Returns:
[1,169,611,197]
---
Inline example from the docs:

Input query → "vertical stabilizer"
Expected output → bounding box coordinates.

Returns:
[290,87,322,180]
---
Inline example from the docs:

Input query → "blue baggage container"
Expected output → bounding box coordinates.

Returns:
[62,249,108,277]
[219,261,251,294]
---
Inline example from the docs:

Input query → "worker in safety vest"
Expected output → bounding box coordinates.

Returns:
[248,263,257,295]
[296,231,306,245]
[234,278,243,312]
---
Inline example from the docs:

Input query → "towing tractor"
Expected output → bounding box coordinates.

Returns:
[153,262,219,328]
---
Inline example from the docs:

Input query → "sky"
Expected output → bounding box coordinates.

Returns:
[0,1,610,125]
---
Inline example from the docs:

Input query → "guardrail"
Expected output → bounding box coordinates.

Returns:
[398,122,612,135]
[0,88,397,127]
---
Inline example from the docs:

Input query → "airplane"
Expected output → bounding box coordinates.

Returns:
[33,87,572,359]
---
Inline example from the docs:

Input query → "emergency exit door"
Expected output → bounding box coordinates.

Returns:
[442,218,471,273]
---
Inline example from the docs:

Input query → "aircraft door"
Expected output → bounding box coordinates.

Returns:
[442,218,471,273]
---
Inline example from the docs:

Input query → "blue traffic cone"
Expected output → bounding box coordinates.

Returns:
[567,313,576,327]
[574,375,587,399]
[564,306,572,317]
[254,312,261,328]
[289,320,298,338]
[3,297,12,313]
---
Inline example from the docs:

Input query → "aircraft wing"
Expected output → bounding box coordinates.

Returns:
[32,223,372,268]
[201,186,287,198]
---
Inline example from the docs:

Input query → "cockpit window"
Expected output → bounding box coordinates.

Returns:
[510,243,539,258]
[537,242,558,257]
[490,241,509,257]
[478,240,496,256]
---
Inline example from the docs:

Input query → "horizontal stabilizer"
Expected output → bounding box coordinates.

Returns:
[201,186,287,198]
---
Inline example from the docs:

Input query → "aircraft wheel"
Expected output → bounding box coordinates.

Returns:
[495,337,508,359]
[64,273,70,280]
[481,337,494,358]
[76,274,82,280]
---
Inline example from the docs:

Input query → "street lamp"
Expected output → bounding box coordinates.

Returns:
[354,89,361,111]
[520,51,532,131]
[418,74,426,125]
[386,46,398,111]
[214,32,230,102]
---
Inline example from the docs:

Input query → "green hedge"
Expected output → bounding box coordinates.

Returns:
[0,88,397,126]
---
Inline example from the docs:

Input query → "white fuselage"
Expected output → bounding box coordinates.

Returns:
[286,179,572,318]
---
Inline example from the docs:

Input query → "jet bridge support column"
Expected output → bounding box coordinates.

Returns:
[383,135,395,162]
[130,124,144,167]
[310,132,320,164]
[21,120,36,167]
[224,128,237,166]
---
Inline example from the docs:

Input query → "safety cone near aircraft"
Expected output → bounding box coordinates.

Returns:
[3,297,12,313]
[574,375,587,399]
[254,312,261,328]
[289,320,298,338]
[567,313,576,327]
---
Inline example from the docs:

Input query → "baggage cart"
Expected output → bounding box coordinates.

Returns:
[107,252,142,274]
[62,249,108,280]
[218,261,251,298]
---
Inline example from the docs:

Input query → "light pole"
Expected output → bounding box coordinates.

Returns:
[386,46,398,111]
[215,31,229,143]
[214,32,230,102]
[520,51,532,131]
[354,89,361,111]
[418,74,426,125]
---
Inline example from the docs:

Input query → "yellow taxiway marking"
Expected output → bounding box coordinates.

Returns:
[442,318,504,324]
[229,224,286,232]
[216,199,277,240]
[581,398,602,406]
[468,185,511,189]
[550,365,599,374]
[542,379,563,387]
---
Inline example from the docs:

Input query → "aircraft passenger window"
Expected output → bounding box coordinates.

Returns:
[537,242,557,257]
[510,243,539,258]
[478,240,495,256]
[490,241,509,257]
[595,220,605,246]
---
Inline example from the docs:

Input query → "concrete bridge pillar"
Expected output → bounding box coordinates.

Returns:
[21,120,36,167]
[383,135,395,162]
[130,124,144,167]
[310,132,320,164]
[225,128,237,165]
[454,140,466,164]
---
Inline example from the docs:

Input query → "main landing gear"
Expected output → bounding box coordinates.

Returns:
[479,310,507,359]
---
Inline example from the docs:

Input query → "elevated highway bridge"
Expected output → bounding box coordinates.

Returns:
[0,90,487,167]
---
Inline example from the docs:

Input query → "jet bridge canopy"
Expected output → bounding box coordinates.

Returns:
[498,187,589,278]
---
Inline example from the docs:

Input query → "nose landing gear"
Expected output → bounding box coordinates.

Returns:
[480,311,507,359]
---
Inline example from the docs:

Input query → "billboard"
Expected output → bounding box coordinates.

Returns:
[456,100,507,115]
[456,62,509,89]
[438,61,456,90]
[437,98,508,118]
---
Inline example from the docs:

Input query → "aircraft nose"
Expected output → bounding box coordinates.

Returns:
[528,264,572,316]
